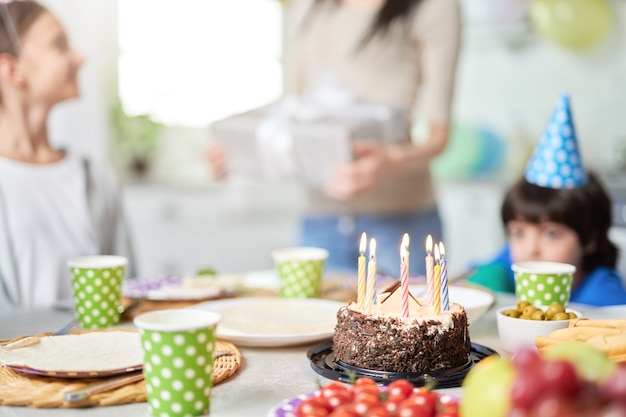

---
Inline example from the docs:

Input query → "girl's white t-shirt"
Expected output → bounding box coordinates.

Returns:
[0,155,98,307]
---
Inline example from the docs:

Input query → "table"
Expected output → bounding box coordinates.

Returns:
[0,292,547,417]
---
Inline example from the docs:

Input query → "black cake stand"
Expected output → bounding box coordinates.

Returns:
[307,340,497,388]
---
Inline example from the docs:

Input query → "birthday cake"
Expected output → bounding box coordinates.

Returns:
[332,281,471,373]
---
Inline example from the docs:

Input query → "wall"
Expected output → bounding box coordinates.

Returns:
[40,0,118,159]
[454,0,626,174]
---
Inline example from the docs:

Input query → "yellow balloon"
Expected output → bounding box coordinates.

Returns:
[530,0,612,50]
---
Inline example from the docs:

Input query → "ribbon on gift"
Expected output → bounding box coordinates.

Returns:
[255,76,407,180]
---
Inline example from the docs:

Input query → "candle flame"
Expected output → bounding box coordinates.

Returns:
[359,232,367,254]
[401,233,410,250]
[370,238,376,258]
[439,242,446,258]
[426,234,433,253]
[434,243,440,261]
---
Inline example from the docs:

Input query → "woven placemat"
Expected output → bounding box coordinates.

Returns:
[0,330,242,408]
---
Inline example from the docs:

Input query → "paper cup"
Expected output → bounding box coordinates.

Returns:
[512,261,576,307]
[68,256,127,329]
[271,247,328,298]
[134,309,221,417]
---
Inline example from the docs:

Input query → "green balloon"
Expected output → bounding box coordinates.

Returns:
[530,0,612,50]
[432,123,481,180]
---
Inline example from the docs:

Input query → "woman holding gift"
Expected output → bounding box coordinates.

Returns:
[207,0,461,276]
[0,1,134,308]
[467,93,626,307]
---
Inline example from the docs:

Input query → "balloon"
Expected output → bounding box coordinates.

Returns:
[530,0,612,51]
[432,123,506,180]
[432,123,482,180]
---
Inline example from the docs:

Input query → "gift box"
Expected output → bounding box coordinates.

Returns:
[209,93,407,187]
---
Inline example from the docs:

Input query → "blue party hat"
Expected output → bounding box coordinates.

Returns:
[524,92,587,189]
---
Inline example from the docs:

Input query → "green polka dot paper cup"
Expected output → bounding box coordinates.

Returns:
[134,309,221,417]
[68,256,127,329]
[512,261,576,307]
[271,247,328,298]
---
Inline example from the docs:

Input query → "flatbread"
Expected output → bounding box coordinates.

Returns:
[0,331,142,373]
[217,301,337,335]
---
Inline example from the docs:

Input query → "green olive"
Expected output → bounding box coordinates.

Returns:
[516,300,531,312]
[503,309,521,318]
[546,303,566,318]
[531,310,547,321]
[553,312,570,321]
[522,305,538,317]
[568,312,578,319]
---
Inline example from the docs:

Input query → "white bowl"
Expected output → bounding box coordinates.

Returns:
[496,305,582,353]
[408,284,495,324]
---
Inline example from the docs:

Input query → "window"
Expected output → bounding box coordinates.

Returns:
[118,0,283,127]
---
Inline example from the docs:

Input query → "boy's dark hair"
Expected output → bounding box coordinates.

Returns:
[501,171,618,273]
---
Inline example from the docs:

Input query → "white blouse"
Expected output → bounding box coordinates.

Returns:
[0,155,98,307]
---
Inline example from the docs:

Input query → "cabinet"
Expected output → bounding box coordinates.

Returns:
[122,181,300,277]
[122,179,510,279]
[436,180,509,276]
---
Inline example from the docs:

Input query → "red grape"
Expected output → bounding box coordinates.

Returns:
[540,359,580,395]
[511,348,542,372]
[528,392,578,417]
[601,365,626,405]
[510,374,543,410]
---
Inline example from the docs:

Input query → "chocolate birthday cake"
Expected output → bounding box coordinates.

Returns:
[332,282,471,373]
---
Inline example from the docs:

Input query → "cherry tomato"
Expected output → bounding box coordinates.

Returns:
[297,397,331,417]
[387,380,415,400]
[384,396,403,415]
[352,384,381,399]
[396,402,433,417]
[327,390,353,409]
[330,404,360,417]
[321,381,350,399]
[353,392,382,415]
[398,392,437,417]
[353,377,378,388]
[364,405,392,417]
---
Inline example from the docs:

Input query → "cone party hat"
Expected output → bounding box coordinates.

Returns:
[524,92,587,189]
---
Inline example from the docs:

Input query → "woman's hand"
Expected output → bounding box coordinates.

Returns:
[204,143,229,180]
[323,140,393,200]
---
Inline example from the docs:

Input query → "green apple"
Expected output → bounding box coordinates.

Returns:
[543,342,617,383]
[461,356,515,417]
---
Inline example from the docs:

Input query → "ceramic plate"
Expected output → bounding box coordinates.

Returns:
[267,390,459,417]
[191,297,343,347]
[408,284,495,324]
[123,275,239,301]
[0,331,143,378]
[267,392,317,417]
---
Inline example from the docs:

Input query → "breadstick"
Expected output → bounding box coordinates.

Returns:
[535,336,566,350]
[586,334,626,357]
[569,318,626,329]
[548,326,622,341]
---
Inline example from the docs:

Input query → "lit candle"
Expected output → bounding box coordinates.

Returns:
[433,244,442,315]
[365,238,377,313]
[357,232,367,311]
[401,233,410,317]
[440,242,449,311]
[425,235,434,307]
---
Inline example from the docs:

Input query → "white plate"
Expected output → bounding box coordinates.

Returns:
[408,284,495,324]
[584,305,626,320]
[123,275,239,301]
[191,297,343,347]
